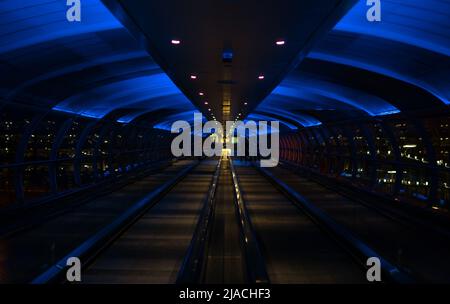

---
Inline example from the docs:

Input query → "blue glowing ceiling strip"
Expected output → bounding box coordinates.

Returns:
[52,107,103,119]
[237,121,283,137]
[0,0,204,127]
[0,0,122,53]
[307,51,449,105]
[117,101,195,124]
[53,73,189,119]
[255,107,322,127]
[238,118,281,137]
[272,81,400,116]
[7,51,152,99]
[247,113,298,130]
[153,111,206,132]
[261,93,343,111]
[334,0,450,56]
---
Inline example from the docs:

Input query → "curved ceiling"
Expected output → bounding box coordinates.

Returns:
[0,0,197,128]
[101,0,357,122]
[256,0,450,126]
[0,0,448,131]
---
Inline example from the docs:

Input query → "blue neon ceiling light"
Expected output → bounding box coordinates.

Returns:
[308,51,450,105]
[270,79,400,117]
[53,73,191,119]
[261,92,344,111]
[0,0,122,54]
[256,107,322,127]
[116,96,195,124]
[302,0,450,106]
[334,0,450,56]
[247,113,298,130]
[7,51,150,100]
[3,0,447,131]
[153,111,206,132]
[0,0,201,127]
[251,0,450,126]
[239,117,282,137]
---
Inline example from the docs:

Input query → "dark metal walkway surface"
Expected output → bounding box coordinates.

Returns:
[0,160,196,283]
[1,158,432,284]
[266,165,450,283]
[233,162,367,284]
[202,159,247,284]
[82,160,218,283]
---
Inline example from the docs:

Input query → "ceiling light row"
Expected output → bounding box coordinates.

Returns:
[172,39,285,46]
[172,38,285,119]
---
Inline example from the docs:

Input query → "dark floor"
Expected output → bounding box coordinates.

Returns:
[0,160,196,283]
[82,161,217,283]
[267,166,450,283]
[203,158,247,284]
[234,163,366,284]
[2,159,449,284]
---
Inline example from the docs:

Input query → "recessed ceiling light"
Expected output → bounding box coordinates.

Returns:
[199,92,204,96]
[171,39,181,45]
[276,40,285,46]
[190,75,197,79]
[204,101,208,105]
[258,75,264,80]
[208,108,211,111]
[244,102,248,105]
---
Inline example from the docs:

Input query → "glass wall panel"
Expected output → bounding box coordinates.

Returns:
[333,126,352,178]
[389,120,428,165]
[56,161,75,192]
[23,165,50,201]
[25,115,65,162]
[438,171,449,208]
[0,106,35,165]
[353,126,373,187]
[367,122,395,161]
[375,164,397,195]
[423,117,449,169]
[80,125,101,184]
[399,167,431,205]
[58,119,86,159]
[0,168,15,207]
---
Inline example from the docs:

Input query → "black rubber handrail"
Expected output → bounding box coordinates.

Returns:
[229,158,270,284]
[176,158,222,283]
[31,161,199,284]
[279,160,450,241]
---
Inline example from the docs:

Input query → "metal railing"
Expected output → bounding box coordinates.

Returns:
[176,158,221,283]
[229,158,270,284]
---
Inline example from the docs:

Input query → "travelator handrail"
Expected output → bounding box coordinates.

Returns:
[0,159,173,238]
[279,160,450,242]
[176,158,222,283]
[229,158,270,284]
